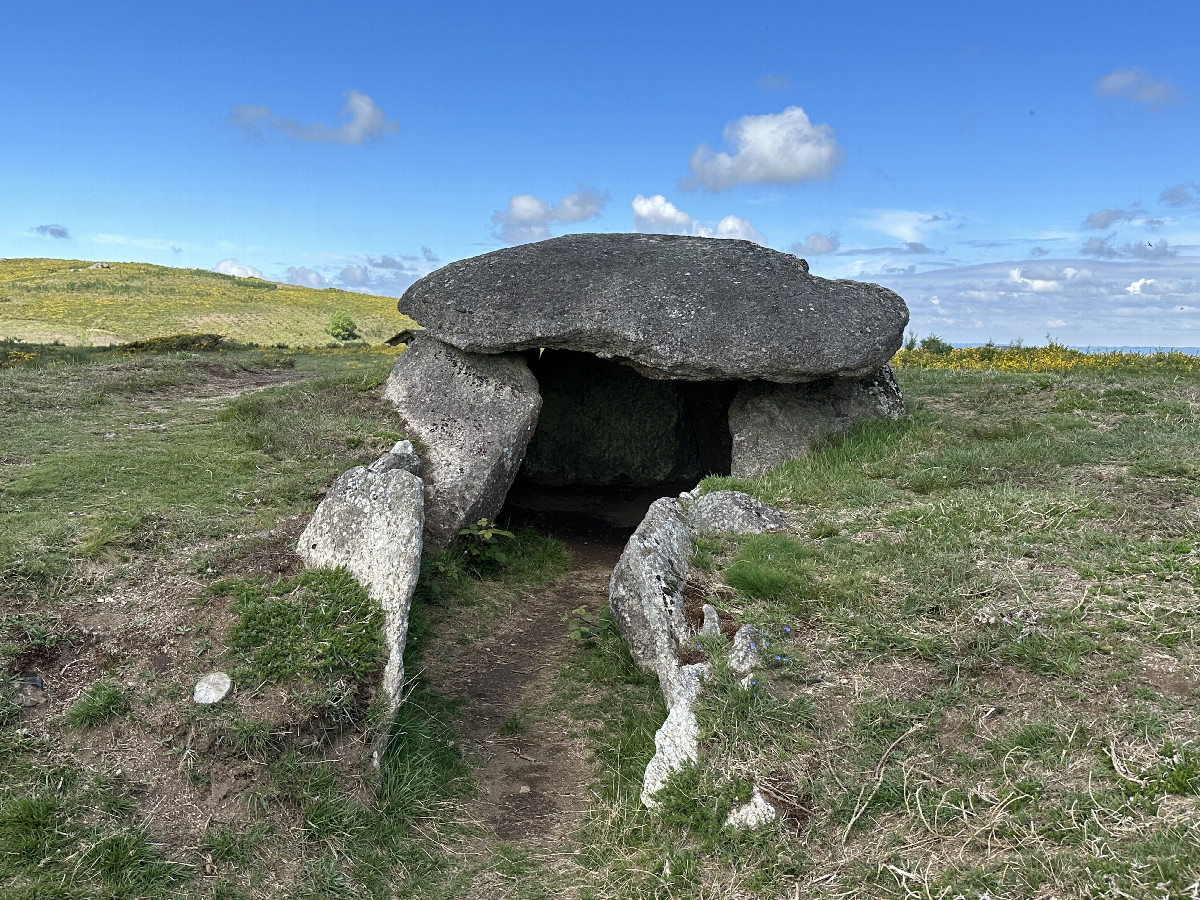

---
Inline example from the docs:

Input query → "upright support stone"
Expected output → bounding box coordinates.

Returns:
[384,338,542,550]
[728,365,905,477]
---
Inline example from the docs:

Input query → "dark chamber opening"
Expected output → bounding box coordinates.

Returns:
[500,349,737,538]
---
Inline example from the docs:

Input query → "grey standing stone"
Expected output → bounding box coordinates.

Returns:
[642,663,707,806]
[297,465,424,764]
[608,497,693,679]
[383,338,541,550]
[688,490,790,535]
[193,672,232,704]
[398,233,909,382]
[728,365,905,477]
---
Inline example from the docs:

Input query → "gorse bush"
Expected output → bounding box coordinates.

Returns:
[327,311,358,341]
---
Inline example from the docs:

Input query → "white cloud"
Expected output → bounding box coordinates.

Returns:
[681,106,843,192]
[862,210,954,243]
[493,187,607,245]
[1094,67,1180,109]
[790,231,840,256]
[231,90,398,144]
[96,233,185,251]
[696,215,762,243]
[212,259,263,278]
[1046,319,1067,328]
[285,266,329,289]
[630,195,762,243]
[1126,278,1156,294]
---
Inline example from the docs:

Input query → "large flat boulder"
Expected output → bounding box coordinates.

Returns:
[398,233,908,382]
[383,338,541,550]
[728,365,905,477]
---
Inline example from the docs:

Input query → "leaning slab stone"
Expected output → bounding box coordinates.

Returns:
[399,233,909,382]
[608,497,693,679]
[297,465,424,764]
[728,365,905,478]
[383,338,541,550]
[688,490,790,535]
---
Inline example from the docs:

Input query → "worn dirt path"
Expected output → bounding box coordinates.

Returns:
[420,533,626,892]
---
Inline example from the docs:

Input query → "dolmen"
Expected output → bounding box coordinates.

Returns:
[384,233,909,549]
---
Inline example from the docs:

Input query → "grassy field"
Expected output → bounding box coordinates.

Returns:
[0,259,418,346]
[2,339,1199,898]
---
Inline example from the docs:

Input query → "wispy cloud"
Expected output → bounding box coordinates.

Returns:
[212,259,263,278]
[756,74,792,91]
[32,224,70,239]
[1160,182,1200,208]
[96,233,185,251]
[680,106,843,192]
[492,186,607,244]
[284,248,441,296]
[1083,207,1138,229]
[1094,67,1180,109]
[1081,235,1178,260]
[231,90,398,144]
[629,194,763,243]
[861,209,955,243]
[840,241,938,256]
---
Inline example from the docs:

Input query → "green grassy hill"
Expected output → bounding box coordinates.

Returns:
[0,258,418,346]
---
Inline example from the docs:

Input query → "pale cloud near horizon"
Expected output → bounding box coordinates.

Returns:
[492,187,607,244]
[231,90,398,144]
[680,106,843,192]
[630,194,763,243]
[212,258,263,278]
[284,266,328,289]
[1094,67,1180,109]
[790,231,840,256]
[874,256,1200,345]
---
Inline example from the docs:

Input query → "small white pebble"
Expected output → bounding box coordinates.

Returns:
[193,672,232,704]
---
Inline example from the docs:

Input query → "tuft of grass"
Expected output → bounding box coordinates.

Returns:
[63,679,132,729]
[223,567,385,684]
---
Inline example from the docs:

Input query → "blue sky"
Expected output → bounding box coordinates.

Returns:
[3,0,1198,346]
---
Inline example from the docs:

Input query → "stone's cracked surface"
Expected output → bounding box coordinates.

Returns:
[399,233,909,382]
[296,463,424,763]
[688,489,791,535]
[383,338,541,550]
[729,364,906,477]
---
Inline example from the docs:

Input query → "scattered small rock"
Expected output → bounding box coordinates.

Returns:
[193,672,232,704]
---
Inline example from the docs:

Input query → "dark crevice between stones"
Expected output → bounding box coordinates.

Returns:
[499,349,736,542]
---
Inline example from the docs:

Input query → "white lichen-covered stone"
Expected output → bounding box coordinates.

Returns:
[642,663,707,806]
[193,672,232,704]
[297,465,424,764]
[725,786,779,829]
[700,603,721,636]
[688,490,790,535]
